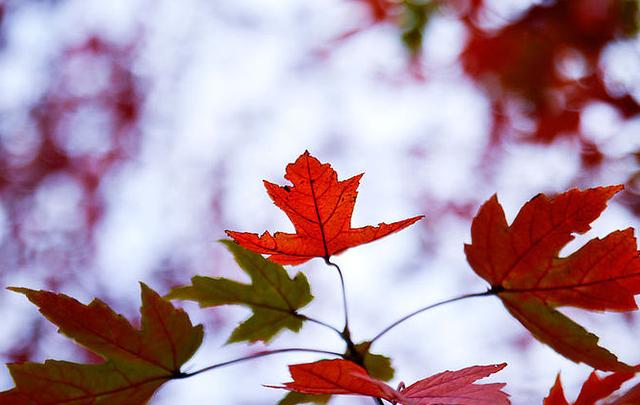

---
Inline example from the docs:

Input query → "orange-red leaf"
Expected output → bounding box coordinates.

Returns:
[0,283,204,405]
[543,371,634,405]
[574,371,635,405]
[465,186,640,371]
[272,359,398,400]
[226,151,423,265]
[544,375,570,405]
[272,359,509,404]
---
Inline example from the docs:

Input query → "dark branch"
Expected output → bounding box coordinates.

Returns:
[299,313,344,337]
[325,258,350,334]
[370,290,495,343]
[177,348,344,379]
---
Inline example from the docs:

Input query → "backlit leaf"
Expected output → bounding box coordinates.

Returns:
[543,371,634,405]
[0,284,203,405]
[465,186,640,371]
[167,240,313,343]
[226,151,423,265]
[272,359,509,404]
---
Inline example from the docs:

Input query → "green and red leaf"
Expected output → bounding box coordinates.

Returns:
[1,284,203,405]
[465,186,640,371]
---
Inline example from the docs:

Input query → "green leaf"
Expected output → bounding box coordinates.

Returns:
[354,342,395,382]
[502,293,627,371]
[278,392,332,405]
[167,240,313,343]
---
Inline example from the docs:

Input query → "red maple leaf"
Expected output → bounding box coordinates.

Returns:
[226,151,423,265]
[271,359,509,404]
[465,185,640,371]
[543,371,635,405]
[608,378,640,404]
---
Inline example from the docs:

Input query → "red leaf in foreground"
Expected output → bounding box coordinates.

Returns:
[273,358,399,400]
[272,359,509,404]
[543,371,634,405]
[226,151,423,265]
[610,379,640,404]
[544,376,570,405]
[465,186,640,371]
[399,364,510,405]
[0,284,204,405]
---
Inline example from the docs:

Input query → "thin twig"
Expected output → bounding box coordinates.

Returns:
[370,290,494,343]
[300,314,344,337]
[325,258,350,333]
[323,258,363,368]
[176,348,344,379]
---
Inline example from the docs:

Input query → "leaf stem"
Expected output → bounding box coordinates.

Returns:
[325,258,350,334]
[369,290,495,343]
[176,348,345,379]
[322,258,366,370]
[300,314,344,337]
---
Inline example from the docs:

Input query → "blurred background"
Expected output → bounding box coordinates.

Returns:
[0,0,639,403]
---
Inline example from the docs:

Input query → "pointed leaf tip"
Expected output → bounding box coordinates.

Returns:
[544,369,634,404]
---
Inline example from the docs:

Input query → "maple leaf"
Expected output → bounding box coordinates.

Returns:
[271,359,510,405]
[276,342,394,404]
[465,185,640,371]
[226,151,423,265]
[167,240,313,343]
[0,283,203,405]
[543,371,634,405]
[609,379,640,405]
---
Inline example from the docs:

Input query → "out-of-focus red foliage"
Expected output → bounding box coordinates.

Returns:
[353,0,439,61]
[356,0,393,22]
[351,0,640,219]
[459,0,639,148]
[0,31,145,363]
[0,3,5,33]
[353,0,640,150]
[0,35,143,286]
[357,0,639,148]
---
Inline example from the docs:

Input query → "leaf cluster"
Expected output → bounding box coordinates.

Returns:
[2,151,640,404]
